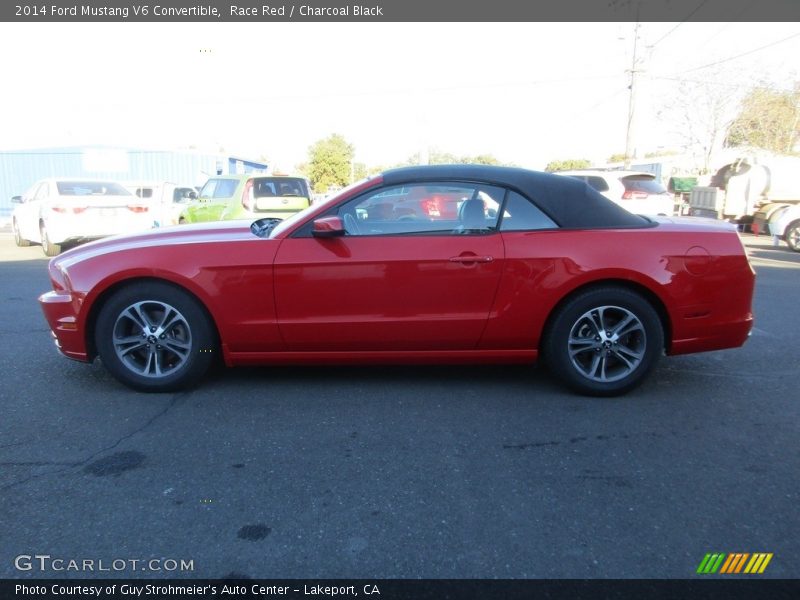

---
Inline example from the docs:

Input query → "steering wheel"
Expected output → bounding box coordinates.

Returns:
[343,213,360,235]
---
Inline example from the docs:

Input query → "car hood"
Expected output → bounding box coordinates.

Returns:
[52,220,259,267]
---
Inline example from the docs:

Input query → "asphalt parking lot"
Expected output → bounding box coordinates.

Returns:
[1,231,798,580]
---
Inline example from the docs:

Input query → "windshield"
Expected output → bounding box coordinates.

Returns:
[253,177,309,198]
[268,177,374,239]
[621,175,668,194]
[56,181,131,196]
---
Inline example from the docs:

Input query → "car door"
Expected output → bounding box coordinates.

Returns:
[273,182,507,351]
[191,177,240,222]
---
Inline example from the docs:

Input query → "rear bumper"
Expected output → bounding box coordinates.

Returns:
[669,315,753,356]
[48,215,152,245]
[38,291,89,362]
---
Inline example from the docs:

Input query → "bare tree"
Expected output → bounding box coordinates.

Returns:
[655,76,741,172]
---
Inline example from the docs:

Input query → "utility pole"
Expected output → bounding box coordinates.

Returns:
[624,13,641,170]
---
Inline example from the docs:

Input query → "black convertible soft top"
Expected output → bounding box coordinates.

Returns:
[381,164,650,229]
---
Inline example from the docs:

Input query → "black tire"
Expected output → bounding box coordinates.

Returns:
[544,287,664,397]
[94,282,217,392]
[13,219,31,247]
[786,222,800,252]
[40,222,61,256]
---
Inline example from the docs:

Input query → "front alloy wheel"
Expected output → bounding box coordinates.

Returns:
[112,300,193,378]
[545,287,663,396]
[95,282,216,392]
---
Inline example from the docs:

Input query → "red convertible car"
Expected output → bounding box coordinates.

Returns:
[39,165,755,396]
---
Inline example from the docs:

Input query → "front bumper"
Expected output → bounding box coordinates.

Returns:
[38,290,89,362]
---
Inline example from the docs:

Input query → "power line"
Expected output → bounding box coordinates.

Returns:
[646,74,796,92]
[691,1,758,53]
[650,0,711,49]
[163,73,624,107]
[679,32,800,74]
[568,87,630,120]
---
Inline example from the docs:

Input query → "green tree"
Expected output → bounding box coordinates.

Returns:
[726,85,800,153]
[607,153,628,164]
[305,134,355,194]
[468,154,502,165]
[644,150,679,158]
[403,150,503,166]
[545,158,591,172]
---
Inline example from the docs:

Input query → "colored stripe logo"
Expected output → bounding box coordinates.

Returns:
[697,553,773,574]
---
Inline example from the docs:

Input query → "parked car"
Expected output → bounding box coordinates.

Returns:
[12,179,151,256]
[760,203,800,251]
[179,174,311,224]
[556,170,675,216]
[123,181,198,227]
[39,165,754,396]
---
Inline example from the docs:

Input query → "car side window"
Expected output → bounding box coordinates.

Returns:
[199,179,239,199]
[214,179,239,198]
[499,191,558,231]
[337,182,503,236]
[33,183,49,201]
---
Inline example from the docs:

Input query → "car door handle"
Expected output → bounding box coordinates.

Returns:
[449,255,494,263]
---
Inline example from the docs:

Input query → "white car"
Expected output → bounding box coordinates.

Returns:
[556,170,675,216]
[11,179,152,256]
[766,204,800,252]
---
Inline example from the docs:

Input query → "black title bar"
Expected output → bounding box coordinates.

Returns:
[3,0,800,22]
[4,579,800,600]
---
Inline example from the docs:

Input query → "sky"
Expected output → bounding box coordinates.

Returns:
[1,22,798,173]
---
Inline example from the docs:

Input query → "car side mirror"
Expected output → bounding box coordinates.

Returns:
[312,216,345,238]
[188,191,198,200]
[11,195,22,203]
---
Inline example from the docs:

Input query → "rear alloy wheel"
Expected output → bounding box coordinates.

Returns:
[40,223,61,256]
[95,282,217,392]
[13,219,31,247]
[786,222,800,252]
[545,287,664,396]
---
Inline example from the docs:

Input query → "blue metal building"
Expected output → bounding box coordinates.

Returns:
[0,147,268,219]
